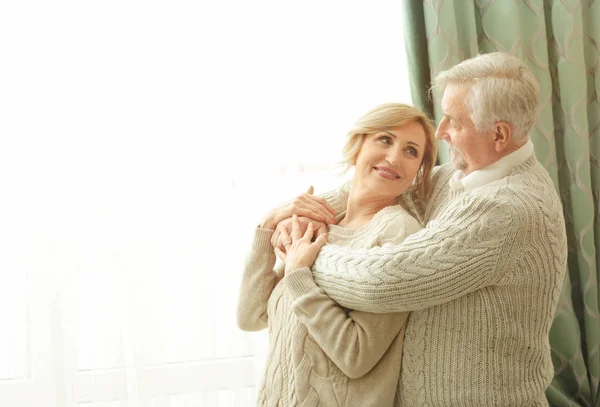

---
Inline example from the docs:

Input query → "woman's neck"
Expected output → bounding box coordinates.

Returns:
[337,183,397,228]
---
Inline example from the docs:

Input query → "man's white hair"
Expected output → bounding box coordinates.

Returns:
[432,52,540,141]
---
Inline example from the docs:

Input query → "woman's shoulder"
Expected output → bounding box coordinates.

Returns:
[375,204,419,222]
[373,205,422,244]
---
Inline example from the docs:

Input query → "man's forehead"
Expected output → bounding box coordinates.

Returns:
[441,83,470,115]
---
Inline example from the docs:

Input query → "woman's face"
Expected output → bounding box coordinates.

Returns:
[354,120,427,200]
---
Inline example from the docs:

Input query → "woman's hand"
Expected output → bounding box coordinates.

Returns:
[275,215,328,275]
[271,216,328,250]
[259,186,336,230]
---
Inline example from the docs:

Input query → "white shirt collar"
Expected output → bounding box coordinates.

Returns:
[449,139,534,191]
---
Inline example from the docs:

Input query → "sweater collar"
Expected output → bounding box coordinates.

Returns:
[449,139,534,191]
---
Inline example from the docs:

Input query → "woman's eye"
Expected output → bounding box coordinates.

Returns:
[406,147,418,157]
[378,136,392,145]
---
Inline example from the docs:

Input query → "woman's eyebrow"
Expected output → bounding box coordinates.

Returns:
[381,131,423,149]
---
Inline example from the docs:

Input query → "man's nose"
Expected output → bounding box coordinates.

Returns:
[435,121,448,140]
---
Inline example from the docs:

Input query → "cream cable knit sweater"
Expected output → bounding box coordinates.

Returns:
[285,154,568,406]
[237,206,421,406]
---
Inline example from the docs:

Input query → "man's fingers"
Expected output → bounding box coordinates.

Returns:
[312,195,336,217]
[306,185,314,195]
[295,207,326,222]
[299,194,336,221]
[297,198,335,223]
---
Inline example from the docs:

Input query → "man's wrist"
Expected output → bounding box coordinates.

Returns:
[259,216,278,230]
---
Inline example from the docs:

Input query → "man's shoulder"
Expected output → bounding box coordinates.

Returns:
[474,163,564,227]
[505,154,557,190]
[502,160,561,204]
[431,164,455,183]
[429,164,454,197]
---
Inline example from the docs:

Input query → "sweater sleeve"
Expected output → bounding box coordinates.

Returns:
[287,196,519,313]
[283,210,419,378]
[284,269,408,379]
[236,228,282,331]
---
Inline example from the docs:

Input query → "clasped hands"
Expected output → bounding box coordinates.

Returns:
[259,186,335,274]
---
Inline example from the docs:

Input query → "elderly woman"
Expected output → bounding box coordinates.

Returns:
[237,103,437,406]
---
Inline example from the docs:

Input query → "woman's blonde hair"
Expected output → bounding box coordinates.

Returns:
[340,103,437,201]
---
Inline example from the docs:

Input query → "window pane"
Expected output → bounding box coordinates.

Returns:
[2,0,411,404]
[0,202,31,380]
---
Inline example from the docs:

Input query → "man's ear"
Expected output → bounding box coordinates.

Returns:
[492,121,513,152]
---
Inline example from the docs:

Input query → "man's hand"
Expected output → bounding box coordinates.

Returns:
[259,186,336,231]
[274,215,328,275]
[272,216,329,252]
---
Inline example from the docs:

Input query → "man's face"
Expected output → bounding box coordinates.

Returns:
[435,83,496,174]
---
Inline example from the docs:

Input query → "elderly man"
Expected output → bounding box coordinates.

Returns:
[277,52,568,406]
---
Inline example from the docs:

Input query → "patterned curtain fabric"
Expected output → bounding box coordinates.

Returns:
[401,1,599,405]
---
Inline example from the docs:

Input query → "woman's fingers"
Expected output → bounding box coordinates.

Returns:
[303,221,314,241]
[291,214,302,240]
[313,233,328,250]
[279,226,292,249]
[271,228,281,249]
[271,215,329,251]
[283,220,328,275]
[274,247,287,262]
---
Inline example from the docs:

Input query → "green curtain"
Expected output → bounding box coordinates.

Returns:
[401,1,600,406]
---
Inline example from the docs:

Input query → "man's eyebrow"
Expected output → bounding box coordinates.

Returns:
[443,113,456,120]
[444,113,462,124]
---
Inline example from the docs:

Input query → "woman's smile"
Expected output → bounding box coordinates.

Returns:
[374,166,400,180]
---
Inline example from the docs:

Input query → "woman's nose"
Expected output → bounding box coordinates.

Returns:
[386,148,404,169]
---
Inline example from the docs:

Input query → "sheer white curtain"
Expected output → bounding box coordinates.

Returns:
[0,1,411,406]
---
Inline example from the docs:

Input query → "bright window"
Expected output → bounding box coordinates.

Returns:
[0,1,411,406]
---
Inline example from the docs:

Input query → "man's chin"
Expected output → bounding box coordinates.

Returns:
[450,157,467,171]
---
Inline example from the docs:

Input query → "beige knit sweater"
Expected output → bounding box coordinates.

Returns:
[285,154,568,406]
[237,205,422,406]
